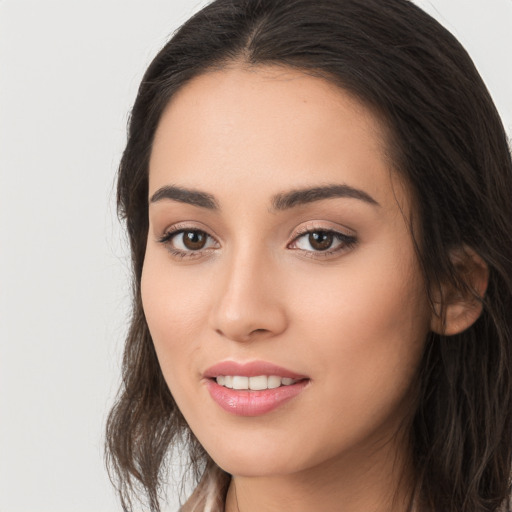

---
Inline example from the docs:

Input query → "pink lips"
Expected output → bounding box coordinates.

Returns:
[203,361,309,417]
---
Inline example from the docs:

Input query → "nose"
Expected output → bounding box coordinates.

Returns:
[209,249,288,343]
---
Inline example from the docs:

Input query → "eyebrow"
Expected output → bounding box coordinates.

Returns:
[271,184,380,210]
[150,185,219,209]
[149,183,380,210]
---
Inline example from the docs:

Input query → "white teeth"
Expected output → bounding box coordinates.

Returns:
[215,375,299,390]
[249,375,267,390]
[232,376,249,390]
[267,375,281,389]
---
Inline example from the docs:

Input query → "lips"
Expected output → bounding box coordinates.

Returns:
[203,360,310,416]
[203,360,307,380]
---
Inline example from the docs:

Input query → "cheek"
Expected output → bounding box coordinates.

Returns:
[293,237,429,341]
[293,251,429,410]
[140,250,206,388]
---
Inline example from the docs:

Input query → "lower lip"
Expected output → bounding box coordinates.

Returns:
[205,379,309,416]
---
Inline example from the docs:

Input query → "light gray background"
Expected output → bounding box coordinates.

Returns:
[0,1,510,511]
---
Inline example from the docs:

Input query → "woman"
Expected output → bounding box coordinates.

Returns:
[105,0,512,511]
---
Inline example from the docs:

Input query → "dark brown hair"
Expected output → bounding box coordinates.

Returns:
[106,1,512,510]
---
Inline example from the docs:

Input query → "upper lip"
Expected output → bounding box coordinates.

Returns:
[203,360,308,380]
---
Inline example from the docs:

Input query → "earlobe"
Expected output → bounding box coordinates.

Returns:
[430,247,489,336]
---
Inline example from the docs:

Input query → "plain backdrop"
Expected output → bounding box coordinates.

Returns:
[0,1,510,511]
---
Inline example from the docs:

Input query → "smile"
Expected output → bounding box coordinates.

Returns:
[215,375,298,390]
[203,361,309,416]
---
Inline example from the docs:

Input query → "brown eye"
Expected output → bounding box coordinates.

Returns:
[289,228,357,256]
[159,228,218,255]
[308,231,334,251]
[182,230,207,250]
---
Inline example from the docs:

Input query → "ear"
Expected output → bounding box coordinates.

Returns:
[430,247,489,336]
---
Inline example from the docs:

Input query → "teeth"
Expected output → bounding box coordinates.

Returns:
[249,375,267,390]
[268,375,281,389]
[215,375,299,390]
[232,376,249,390]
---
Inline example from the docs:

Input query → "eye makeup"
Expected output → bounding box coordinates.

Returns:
[287,226,357,259]
[156,221,358,261]
[157,225,219,260]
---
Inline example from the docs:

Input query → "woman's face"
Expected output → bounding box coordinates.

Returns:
[142,66,432,477]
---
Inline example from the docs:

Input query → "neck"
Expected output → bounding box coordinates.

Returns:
[224,434,416,512]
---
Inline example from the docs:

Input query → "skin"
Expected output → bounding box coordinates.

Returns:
[142,65,435,512]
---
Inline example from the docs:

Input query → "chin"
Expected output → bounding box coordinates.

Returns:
[195,429,326,479]
[213,452,302,478]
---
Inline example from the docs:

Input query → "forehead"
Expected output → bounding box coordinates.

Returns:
[149,65,408,215]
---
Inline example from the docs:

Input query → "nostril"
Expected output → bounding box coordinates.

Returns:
[215,327,269,341]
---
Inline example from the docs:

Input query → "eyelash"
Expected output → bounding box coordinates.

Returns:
[157,225,218,260]
[288,226,358,258]
[157,225,357,260]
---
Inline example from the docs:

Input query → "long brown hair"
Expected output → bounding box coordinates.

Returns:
[106,1,512,510]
